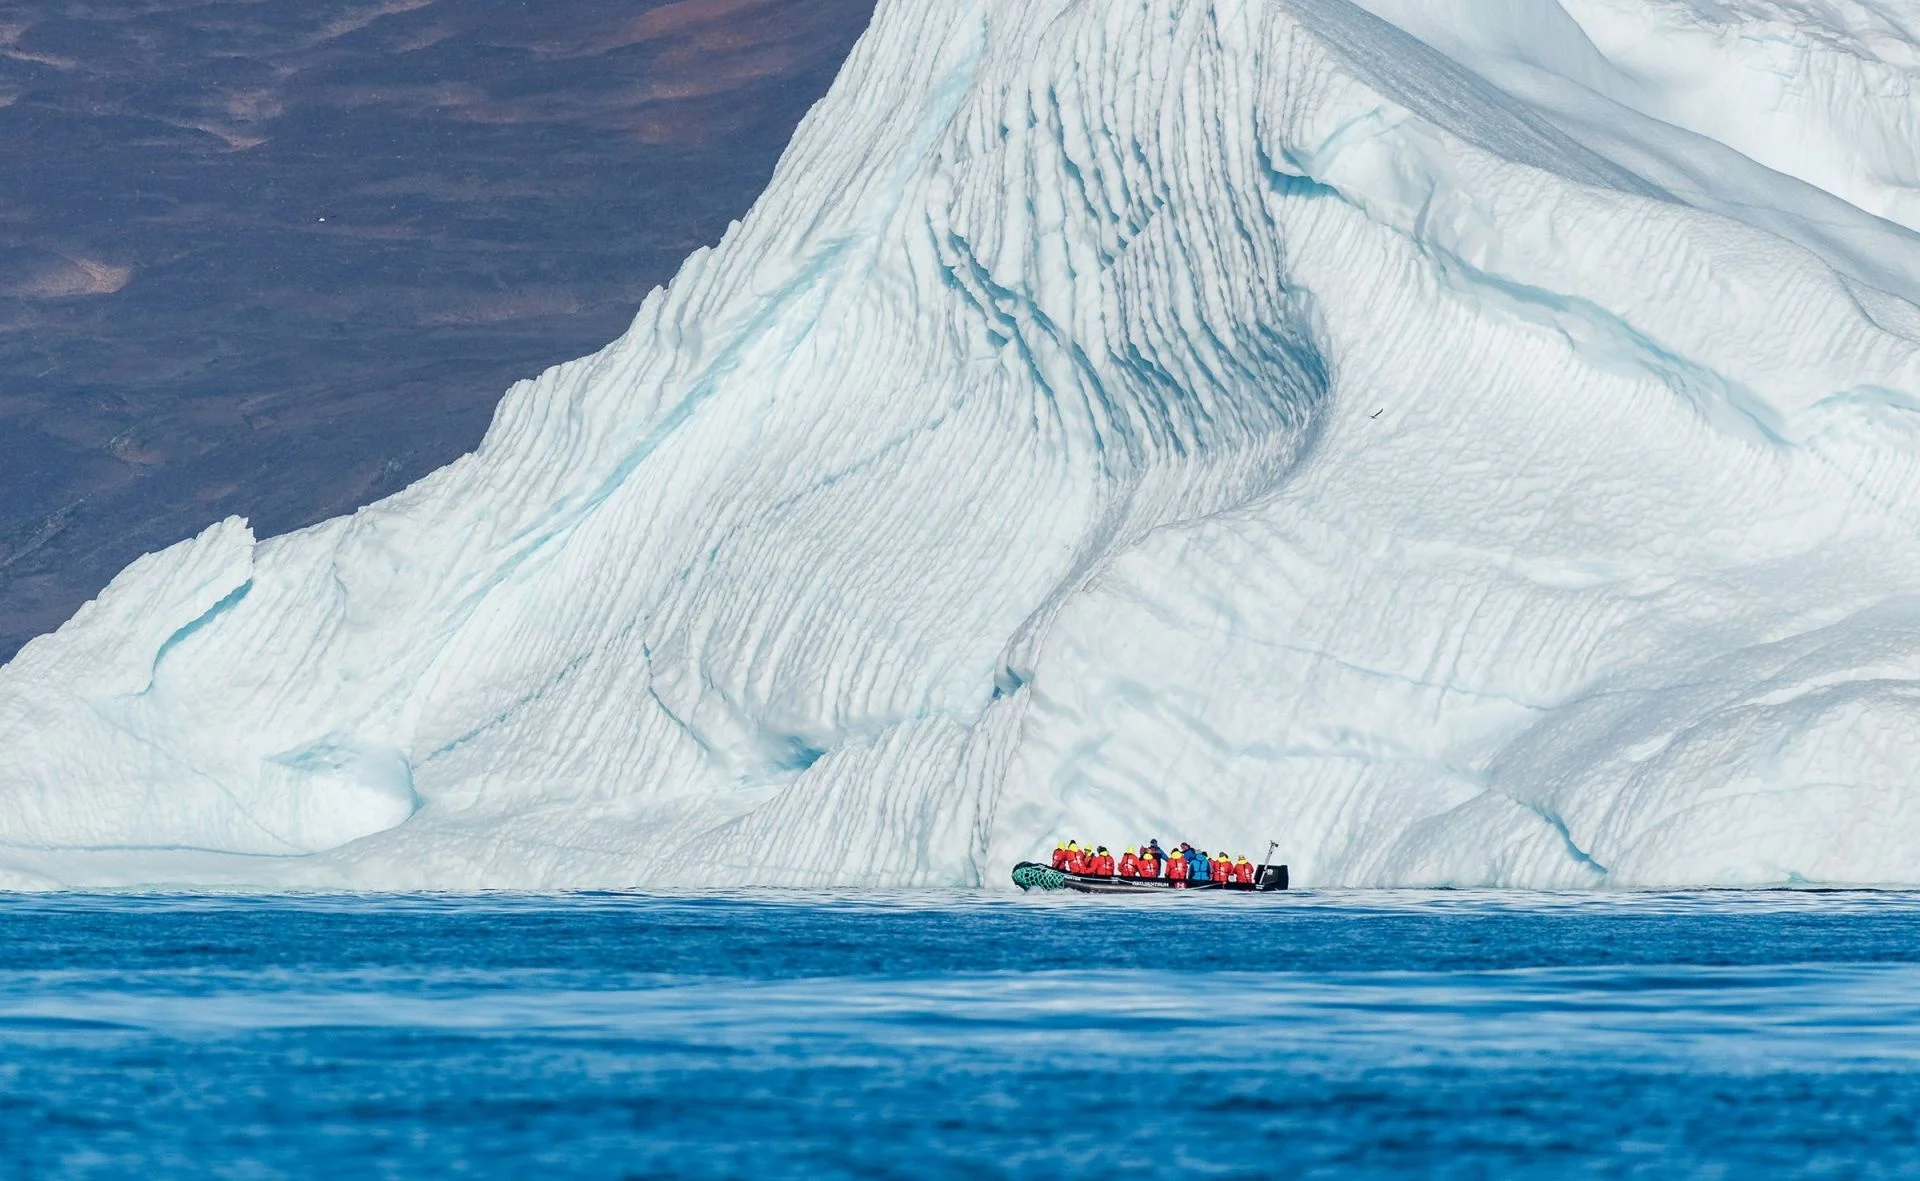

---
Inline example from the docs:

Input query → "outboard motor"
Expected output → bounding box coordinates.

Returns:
[1255,864,1289,891]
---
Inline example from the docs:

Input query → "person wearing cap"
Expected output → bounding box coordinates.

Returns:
[1118,847,1141,878]
[1165,847,1190,884]
[1065,842,1088,874]
[1147,839,1166,863]
[1190,849,1211,883]
[1136,844,1159,878]
[1051,841,1071,871]
[1211,851,1232,881]
[1094,846,1116,875]
[1233,855,1254,884]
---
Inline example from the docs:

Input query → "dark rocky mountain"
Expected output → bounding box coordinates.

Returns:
[0,0,873,660]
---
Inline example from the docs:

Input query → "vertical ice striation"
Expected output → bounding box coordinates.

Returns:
[3,0,1920,889]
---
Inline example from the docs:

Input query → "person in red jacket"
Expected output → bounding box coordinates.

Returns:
[1211,852,1232,881]
[1233,856,1254,884]
[1137,848,1159,878]
[1091,846,1115,875]
[1064,842,1087,874]
[1165,849,1190,884]
[1118,847,1140,878]
[1050,841,1071,870]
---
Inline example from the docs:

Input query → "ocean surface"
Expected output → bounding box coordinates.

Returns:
[3,890,1918,1178]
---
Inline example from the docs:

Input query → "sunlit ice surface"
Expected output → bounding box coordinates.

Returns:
[4,890,1919,1176]
[9,0,1920,891]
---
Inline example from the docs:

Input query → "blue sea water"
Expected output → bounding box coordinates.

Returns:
[3,891,1919,1178]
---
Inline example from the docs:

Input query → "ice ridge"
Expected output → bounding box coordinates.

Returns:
[3,0,1920,889]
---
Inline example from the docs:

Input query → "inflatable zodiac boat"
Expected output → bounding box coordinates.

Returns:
[1011,861,1289,893]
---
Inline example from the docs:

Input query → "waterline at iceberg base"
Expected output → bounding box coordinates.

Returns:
[4,0,1920,891]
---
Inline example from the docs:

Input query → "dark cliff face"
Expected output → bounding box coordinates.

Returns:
[0,0,875,661]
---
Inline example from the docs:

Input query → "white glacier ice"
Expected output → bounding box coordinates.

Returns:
[4,0,1920,890]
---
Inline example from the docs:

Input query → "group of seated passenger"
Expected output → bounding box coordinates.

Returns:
[1050,839,1257,884]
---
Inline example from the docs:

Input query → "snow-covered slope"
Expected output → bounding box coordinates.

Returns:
[5,0,1920,890]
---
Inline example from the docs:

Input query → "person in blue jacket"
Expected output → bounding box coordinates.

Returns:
[1189,847,1211,882]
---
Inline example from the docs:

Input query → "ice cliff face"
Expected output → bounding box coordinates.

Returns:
[5,0,1920,889]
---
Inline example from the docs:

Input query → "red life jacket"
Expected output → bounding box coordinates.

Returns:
[1096,853,1116,875]
[1166,855,1189,881]
[1234,860,1254,884]
[1051,848,1070,870]
[1066,851,1088,874]
[1137,856,1158,878]
[1211,857,1231,880]
[1118,853,1139,878]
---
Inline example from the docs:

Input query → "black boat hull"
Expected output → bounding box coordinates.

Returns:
[1011,861,1288,893]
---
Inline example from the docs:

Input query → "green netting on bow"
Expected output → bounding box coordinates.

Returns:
[1011,863,1067,891]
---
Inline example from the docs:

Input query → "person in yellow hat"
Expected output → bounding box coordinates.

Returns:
[1052,840,1071,870]
[1136,843,1160,878]
[1118,846,1141,878]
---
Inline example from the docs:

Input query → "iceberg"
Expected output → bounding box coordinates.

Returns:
[4,0,1920,890]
